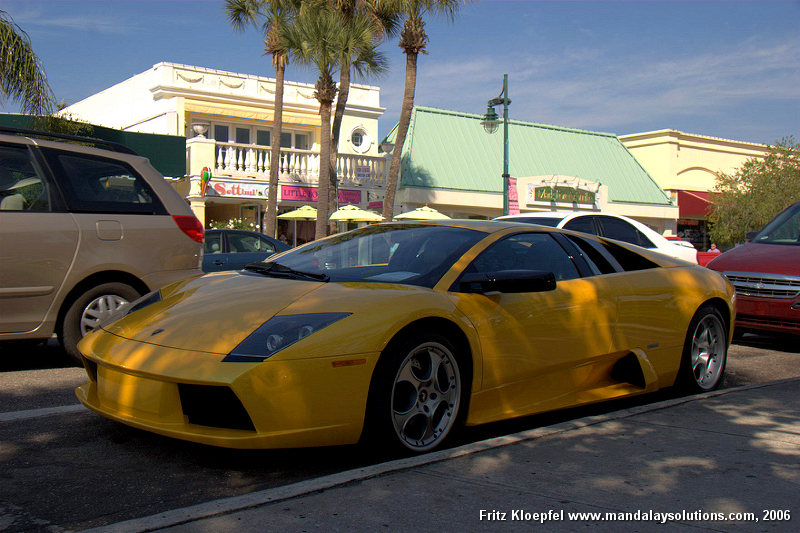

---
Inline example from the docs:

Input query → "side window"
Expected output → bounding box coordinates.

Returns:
[228,231,273,253]
[563,216,596,235]
[257,235,276,253]
[0,144,51,212]
[598,217,654,248]
[46,152,165,214]
[204,232,222,254]
[600,241,659,271]
[565,235,619,275]
[468,233,580,282]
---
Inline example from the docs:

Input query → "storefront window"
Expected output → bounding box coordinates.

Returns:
[677,220,708,251]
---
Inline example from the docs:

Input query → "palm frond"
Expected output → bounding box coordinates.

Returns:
[0,10,54,115]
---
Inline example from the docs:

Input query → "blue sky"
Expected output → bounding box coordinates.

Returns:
[3,0,798,145]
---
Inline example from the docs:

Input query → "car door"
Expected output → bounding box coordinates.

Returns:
[202,231,228,272]
[0,142,79,333]
[449,231,619,422]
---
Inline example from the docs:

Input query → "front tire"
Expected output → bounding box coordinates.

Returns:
[365,333,465,454]
[60,282,141,363]
[676,304,728,393]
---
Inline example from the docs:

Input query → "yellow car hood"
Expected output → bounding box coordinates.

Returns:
[102,271,325,355]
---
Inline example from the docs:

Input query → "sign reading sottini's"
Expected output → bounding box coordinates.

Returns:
[533,186,596,205]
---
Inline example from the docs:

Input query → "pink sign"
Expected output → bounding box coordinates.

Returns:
[281,185,361,204]
[508,177,520,215]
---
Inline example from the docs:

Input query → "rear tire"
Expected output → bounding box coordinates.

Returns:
[676,304,728,393]
[364,332,466,454]
[60,282,141,364]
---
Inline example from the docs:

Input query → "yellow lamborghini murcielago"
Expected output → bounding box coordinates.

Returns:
[76,220,735,453]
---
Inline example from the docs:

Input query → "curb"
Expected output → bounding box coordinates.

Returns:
[81,378,800,532]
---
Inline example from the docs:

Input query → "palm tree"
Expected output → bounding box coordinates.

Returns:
[329,1,398,195]
[226,0,299,239]
[381,0,461,221]
[286,5,386,240]
[0,10,54,115]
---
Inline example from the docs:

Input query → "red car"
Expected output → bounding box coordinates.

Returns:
[707,202,800,336]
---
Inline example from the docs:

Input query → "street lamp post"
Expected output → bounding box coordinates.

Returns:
[480,74,511,215]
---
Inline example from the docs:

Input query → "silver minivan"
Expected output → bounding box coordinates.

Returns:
[0,127,203,361]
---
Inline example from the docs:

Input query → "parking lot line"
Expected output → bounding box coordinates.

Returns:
[0,404,84,423]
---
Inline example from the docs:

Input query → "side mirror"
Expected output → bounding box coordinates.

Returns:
[745,231,758,242]
[459,270,557,294]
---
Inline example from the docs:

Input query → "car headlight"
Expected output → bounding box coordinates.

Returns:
[99,289,163,329]
[224,313,351,362]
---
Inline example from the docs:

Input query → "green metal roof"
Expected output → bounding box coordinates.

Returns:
[384,106,672,206]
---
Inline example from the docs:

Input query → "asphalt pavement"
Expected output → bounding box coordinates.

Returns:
[87,378,800,533]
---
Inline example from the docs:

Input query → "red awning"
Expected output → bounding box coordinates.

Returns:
[677,190,712,218]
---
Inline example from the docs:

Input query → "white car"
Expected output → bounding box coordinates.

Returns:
[496,212,698,264]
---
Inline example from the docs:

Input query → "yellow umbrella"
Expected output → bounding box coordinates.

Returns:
[393,205,451,220]
[277,205,317,246]
[329,204,383,222]
[277,205,317,220]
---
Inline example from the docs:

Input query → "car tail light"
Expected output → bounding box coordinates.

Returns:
[172,215,204,243]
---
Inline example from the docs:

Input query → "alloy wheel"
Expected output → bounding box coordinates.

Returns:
[690,314,726,390]
[390,341,461,452]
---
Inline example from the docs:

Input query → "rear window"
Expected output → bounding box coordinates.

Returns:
[43,150,166,215]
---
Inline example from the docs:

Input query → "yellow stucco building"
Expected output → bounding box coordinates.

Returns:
[620,129,767,249]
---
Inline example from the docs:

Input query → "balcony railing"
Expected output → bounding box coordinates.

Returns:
[213,142,387,187]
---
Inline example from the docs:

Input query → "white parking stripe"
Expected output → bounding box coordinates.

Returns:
[0,404,84,423]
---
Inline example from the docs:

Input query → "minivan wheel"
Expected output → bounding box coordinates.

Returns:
[60,282,141,363]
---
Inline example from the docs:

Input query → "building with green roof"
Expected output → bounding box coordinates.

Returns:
[382,106,679,235]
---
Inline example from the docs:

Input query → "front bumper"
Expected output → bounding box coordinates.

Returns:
[734,295,800,335]
[76,334,380,449]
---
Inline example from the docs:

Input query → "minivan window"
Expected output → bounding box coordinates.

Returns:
[46,152,166,214]
[0,144,51,212]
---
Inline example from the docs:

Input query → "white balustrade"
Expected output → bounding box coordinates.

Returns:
[210,141,386,187]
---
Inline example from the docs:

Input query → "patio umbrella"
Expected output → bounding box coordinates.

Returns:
[329,204,383,222]
[277,205,317,246]
[393,205,451,220]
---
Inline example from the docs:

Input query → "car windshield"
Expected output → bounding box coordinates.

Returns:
[263,224,486,287]
[752,203,800,246]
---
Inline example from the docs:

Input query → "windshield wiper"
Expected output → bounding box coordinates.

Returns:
[244,261,330,282]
